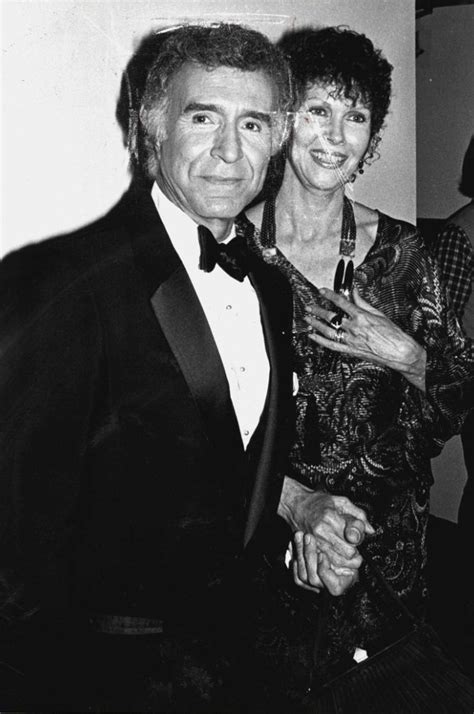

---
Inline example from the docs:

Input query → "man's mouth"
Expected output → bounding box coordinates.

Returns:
[200,176,245,185]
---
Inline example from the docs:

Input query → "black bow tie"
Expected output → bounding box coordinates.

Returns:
[197,225,249,282]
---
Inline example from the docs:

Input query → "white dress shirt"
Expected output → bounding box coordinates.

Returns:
[151,183,269,449]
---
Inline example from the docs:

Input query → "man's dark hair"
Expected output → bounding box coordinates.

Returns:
[135,23,292,178]
[277,25,393,143]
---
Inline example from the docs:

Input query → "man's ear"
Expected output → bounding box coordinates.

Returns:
[138,103,168,179]
[148,145,160,180]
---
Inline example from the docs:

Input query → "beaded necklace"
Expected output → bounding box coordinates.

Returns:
[334,195,356,297]
[261,193,357,297]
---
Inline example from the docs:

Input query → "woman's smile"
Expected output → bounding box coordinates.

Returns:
[310,149,348,169]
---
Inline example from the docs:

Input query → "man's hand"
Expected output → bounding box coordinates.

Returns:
[291,531,361,596]
[278,476,375,595]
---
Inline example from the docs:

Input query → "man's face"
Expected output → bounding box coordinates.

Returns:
[154,63,278,232]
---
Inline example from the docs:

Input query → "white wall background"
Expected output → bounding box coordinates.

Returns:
[417,4,474,219]
[1,0,415,256]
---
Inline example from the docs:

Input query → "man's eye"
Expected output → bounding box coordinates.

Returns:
[191,114,212,125]
[243,120,261,132]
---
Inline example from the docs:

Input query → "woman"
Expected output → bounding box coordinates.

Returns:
[434,138,474,540]
[243,25,474,701]
[432,139,474,682]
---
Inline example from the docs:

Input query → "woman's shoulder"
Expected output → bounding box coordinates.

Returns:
[353,202,379,241]
[373,207,417,238]
[353,201,378,223]
[356,203,426,267]
[356,204,420,251]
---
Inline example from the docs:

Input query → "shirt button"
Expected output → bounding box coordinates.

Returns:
[244,429,249,436]
[226,304,232,310]
[240,366,246,372]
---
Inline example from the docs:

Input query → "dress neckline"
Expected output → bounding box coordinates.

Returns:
[256,198,383,293]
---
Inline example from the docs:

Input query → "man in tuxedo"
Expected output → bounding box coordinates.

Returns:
[0,23,368,711]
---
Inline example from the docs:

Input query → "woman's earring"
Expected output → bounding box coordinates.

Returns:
[350,158,365,182]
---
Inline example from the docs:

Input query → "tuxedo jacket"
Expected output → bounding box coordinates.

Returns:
[0,184,294,626]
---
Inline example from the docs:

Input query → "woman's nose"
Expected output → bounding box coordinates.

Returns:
[326,116,344,145]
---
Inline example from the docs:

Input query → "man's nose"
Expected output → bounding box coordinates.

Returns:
[210,124,243,163]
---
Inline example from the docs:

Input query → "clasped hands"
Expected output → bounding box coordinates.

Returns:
[278,476,375,596]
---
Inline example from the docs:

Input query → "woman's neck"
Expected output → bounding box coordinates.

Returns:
[275,165,346,249]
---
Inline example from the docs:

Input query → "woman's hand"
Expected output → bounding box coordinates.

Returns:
[305,287,427,391]
[291,526,365,597]
[279,478,374,563]
[279,477,375,596]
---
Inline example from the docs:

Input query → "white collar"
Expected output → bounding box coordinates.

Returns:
[151,183,201,270]
[151,183,236,275]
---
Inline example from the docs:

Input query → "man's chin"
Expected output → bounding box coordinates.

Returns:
[194,195,253,221]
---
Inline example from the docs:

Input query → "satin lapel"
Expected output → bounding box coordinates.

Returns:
[150,262,245,459]
[124,185,245,458]
[244,258,289,546]
[125,190,287,541]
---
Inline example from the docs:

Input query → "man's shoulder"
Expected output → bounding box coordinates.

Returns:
[1,191,140,294]
[0,194,143,334]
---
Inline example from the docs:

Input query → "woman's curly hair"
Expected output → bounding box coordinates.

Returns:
[253,25,394,201]
[278,25,393,141]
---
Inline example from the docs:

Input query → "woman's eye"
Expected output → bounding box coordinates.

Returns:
[308,106,327,117]
[348,112,368,123]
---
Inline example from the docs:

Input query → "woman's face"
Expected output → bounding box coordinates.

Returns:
[288,82,372,192]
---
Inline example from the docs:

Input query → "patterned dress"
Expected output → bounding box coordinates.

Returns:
[241,208,474,698]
